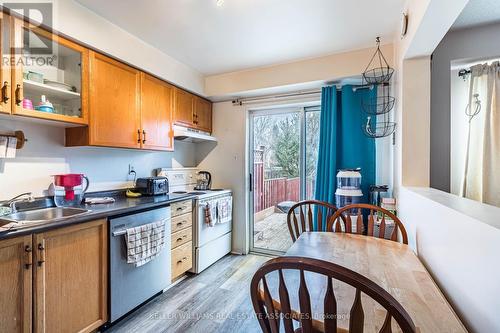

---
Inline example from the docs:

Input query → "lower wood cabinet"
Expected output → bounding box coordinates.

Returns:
[0,235,32,333]
[0,219,108,333]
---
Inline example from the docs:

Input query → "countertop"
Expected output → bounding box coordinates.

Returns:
[0,191,196,240]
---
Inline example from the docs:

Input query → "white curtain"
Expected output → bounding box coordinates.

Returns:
[461,61,500,206]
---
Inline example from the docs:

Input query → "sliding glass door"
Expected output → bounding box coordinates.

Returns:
[249,106,320,254]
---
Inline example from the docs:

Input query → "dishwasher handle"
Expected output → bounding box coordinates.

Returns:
[112,229,127,237]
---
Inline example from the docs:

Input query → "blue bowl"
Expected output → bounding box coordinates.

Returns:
[35,105,54,113]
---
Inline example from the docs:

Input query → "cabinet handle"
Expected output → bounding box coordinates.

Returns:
[24,245,32,269]
[137,129,141,143]
[1,81,9,104]
[15,84,22,106]
[37,241,45,266]
[176,237,183,242]
[142,130,146,144]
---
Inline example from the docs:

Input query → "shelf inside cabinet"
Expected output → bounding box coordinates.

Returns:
[23,80,81,100]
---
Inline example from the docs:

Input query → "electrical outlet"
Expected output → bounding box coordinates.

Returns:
[128,164,135,175]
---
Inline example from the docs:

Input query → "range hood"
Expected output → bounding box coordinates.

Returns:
[173,125,217,143]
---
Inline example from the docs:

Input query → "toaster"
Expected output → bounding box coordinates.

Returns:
[135,177,169,195]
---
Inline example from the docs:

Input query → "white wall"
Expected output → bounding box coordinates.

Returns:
[399,187,500,333]
[4,0,205,95]
[0,119,197,200]
[196,101,248,254]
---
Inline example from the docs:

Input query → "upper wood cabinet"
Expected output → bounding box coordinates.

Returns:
[33,220,108,333]
[194,96,212,132]
[174,88,212,133]
[140,73,174,151]
[87,51,141,149]
[174,87,194,126]
[0,235,32,333]
[0,12,12,115]
[10,17,89,124]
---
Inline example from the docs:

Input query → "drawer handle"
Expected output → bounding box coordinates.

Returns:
[176,237,184,242]
[176,207,183,211]
[176,222,183,227]
[176,256,189,264]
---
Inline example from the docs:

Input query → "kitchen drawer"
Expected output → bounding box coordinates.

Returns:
[171,212,192,233]
[171,241,192,280]
[171,227,192,249]
[171,200,192,217]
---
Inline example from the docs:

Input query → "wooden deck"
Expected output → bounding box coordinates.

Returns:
[253,212,293,252]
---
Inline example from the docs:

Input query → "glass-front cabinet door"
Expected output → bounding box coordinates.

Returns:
[11,17,88,124]
[0,12,12,114]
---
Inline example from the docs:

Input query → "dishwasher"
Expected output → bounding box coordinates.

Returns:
[109,207,171,323]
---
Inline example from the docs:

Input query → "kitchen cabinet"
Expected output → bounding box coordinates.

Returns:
[140,73,174,151]
[174,88,213,133]
[33,219,108,333]
[10,17,89,125]
[0,220,108,333]
[0,235,32,333]
[170,199,193,281]
[66,51,141,149]
[194,96,213,132]
[66,53,175,151]
[0,12,12,115]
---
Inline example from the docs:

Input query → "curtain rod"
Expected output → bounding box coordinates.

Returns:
[232,83,381,106]
[458,69,471,77]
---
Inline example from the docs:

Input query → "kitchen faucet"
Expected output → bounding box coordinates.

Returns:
[5,192,35,213]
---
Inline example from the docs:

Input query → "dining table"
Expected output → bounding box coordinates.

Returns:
[264,232,467,333]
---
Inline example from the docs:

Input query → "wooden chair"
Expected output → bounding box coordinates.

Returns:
[326,204,408,245]
[250,256,416,333]
[286,200,337,242]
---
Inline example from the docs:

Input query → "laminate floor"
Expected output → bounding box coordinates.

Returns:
[105,254,270,333]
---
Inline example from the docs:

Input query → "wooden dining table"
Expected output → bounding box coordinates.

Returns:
[265,232,467,333]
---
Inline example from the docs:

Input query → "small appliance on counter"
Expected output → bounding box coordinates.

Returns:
[194,171,211,190]
[135,177,169,196]
[52,174,89,207]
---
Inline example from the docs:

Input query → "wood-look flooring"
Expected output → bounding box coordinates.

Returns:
[104,254,269,333]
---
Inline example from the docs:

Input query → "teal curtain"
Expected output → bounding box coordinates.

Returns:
[314,85,376,229]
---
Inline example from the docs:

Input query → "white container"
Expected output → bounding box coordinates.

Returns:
[336,170,362,189]
[335,188,363,214]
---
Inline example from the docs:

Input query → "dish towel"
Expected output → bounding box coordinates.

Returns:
[217,197,232,224]
[204,201,217,227]
[125,219,166,267]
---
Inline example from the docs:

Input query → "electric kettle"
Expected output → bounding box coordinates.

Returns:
[195,171,211,190]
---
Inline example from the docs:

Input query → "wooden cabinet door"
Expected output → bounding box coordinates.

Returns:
[0,12,12,114]
[140,73,174,151]
[0,236,32,333]
[34,220,108,333]
[89,51,141,148]
[174,87,194,127]
[194,97,212,133]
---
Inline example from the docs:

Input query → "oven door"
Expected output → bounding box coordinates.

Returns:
[194,194,232,248]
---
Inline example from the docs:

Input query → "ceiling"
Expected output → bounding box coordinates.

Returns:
[76,0,405,75]
[452,0,500,30]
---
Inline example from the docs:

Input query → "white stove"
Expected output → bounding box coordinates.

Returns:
[156,168,232,273]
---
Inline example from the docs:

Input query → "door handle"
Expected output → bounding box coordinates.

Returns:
[2,81,9,104]
[24,245,32,269]
[15,84,22,106]
[37,241,45,266]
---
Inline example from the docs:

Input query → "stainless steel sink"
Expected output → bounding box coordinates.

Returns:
[0,207,91,226]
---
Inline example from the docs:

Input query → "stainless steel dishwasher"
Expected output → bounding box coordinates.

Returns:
[109,207,171,323]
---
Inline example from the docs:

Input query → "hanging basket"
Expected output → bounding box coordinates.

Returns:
[362,117,396,138]
[361,95,395,115]
[362,37,394,84]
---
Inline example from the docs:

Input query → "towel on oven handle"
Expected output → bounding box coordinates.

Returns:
[216,196,232,224]
[125,219,166,267]
[204,201,217,227]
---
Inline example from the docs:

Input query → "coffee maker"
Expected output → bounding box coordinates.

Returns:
[194,171,211,190]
